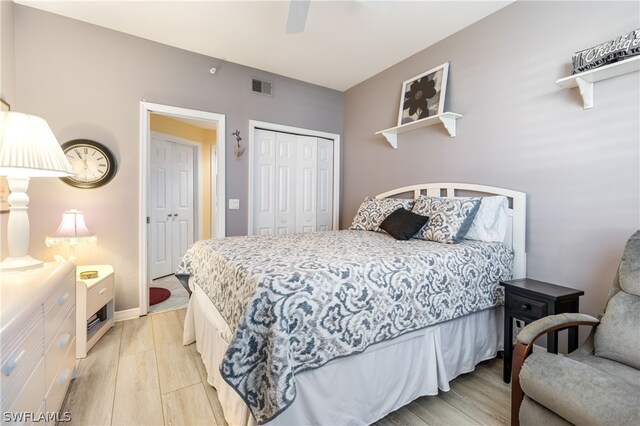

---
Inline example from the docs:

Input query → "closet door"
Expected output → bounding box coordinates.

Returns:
[296,136,317,233]
[253,130,277,235]
[316,137,334,231]
[275,133,297,235]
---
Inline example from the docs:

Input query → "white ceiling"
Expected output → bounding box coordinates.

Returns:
[16,0,514,91]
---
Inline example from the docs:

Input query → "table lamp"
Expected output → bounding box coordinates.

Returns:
[45,209,97,263]
[0,111,74,271]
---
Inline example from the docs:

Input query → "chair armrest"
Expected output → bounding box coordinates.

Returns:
[517,313,600,345]
[510,313,600,426]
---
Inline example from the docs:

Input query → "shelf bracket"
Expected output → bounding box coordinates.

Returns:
[438,115,458,137]
[575,77,593,109]
[380,132,398,149]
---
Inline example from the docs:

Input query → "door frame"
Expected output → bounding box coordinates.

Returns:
[247,120,340,235]
[139,101,226,315]
[149,131,201,279]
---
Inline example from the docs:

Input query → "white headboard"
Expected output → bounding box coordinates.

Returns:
[376,183,526,279]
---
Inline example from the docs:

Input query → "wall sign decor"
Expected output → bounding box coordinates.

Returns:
[398,62,449,126]
[572,28,640,74]
[232,130,245,160]
[60,139,117,188]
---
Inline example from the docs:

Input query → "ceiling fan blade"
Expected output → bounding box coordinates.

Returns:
[286,0,310,34]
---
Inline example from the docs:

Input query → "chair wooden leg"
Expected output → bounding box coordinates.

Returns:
[511,341,532,426]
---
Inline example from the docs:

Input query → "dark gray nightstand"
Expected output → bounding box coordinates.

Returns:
[500,278,584,383]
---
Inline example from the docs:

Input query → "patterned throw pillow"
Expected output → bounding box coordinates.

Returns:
[412,196,481,243]
[350,197,415,232]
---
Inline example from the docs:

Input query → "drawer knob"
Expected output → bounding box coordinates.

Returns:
[58,333,71,349]
[59,292,70,305]
[98,287,107,295]
[1,349,26,376]
[520,304,531,311]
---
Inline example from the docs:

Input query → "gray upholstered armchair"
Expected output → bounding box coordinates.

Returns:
[511,230,640,426]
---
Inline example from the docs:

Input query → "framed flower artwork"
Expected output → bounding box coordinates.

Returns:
[397,62,449,126]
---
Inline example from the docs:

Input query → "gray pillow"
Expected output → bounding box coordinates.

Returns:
[350,197,415,232]
[411,196,481,243]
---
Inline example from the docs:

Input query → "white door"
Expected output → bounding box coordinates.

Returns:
[316,137,334,231]
[171,143,195,272]
[252,129,335,235]
[276,133,297,235]
[150,138,173,278]
[253,129,276,235]
[296,136,317,233]
[150,136,195,279]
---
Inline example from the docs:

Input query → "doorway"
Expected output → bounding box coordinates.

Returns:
[139,102,226,316]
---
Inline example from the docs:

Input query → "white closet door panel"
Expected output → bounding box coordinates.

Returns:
[296,136,317,233]
[150,137,172,279]
[254,130,277,235]
[172,143,195,271]
[316,137,334,232]
[276,133,297,234]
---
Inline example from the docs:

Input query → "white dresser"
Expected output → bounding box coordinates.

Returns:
[0,262,76,425]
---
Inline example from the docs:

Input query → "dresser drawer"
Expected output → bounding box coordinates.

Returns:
[45,308,75,390]
[507,293,548,320]
[44,272,75,347]
[0,311,44,413]
[85,274,114,321]
[45,338,76,416]
[5,359,45,422]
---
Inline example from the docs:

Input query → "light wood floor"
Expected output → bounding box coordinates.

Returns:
[63,309,510,425]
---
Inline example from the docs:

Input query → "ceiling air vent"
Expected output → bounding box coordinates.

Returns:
[251,78,273,97]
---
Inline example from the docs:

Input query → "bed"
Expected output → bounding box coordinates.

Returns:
[179,183,526,426]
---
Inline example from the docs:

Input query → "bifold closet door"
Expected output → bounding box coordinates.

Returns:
[253,129,334,235]
[316,137,334,231]
[150,136,195,279]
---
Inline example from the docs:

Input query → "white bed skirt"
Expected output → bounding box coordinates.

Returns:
[183,285,504,426]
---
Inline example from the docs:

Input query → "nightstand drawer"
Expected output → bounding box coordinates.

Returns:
[86,274,114,320]
[507,293,547,320]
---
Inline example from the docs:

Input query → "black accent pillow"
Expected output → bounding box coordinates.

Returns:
[379,208,429,241]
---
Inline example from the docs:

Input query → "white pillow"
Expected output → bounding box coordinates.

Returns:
[465,196,508,243]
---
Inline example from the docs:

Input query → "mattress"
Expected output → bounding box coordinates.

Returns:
[177,230,513,423]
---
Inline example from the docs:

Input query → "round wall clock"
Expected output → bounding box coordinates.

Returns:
[60,140,117,188]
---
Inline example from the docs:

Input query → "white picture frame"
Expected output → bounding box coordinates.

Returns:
[397,62,449,126]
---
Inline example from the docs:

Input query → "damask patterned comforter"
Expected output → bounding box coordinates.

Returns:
[176,230,513,424]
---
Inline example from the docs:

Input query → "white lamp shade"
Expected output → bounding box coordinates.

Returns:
[46,209,97,247]
[0,111,73,177]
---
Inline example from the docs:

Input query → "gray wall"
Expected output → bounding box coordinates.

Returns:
[0,0,16,104]
[342,0,639,324]
[11,5,343,311]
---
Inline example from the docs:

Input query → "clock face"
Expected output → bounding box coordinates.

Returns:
[60,140,117,188]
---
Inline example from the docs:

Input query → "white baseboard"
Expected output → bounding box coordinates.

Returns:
[114,308,140,322]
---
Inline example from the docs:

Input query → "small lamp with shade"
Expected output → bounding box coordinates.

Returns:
[45,209,97,263]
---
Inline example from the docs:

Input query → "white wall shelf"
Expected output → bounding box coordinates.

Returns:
[556,56,640,109]
[375,112,462,149]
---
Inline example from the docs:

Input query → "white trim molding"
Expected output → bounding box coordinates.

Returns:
[139,101,227,316]
[114,308,140,322]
